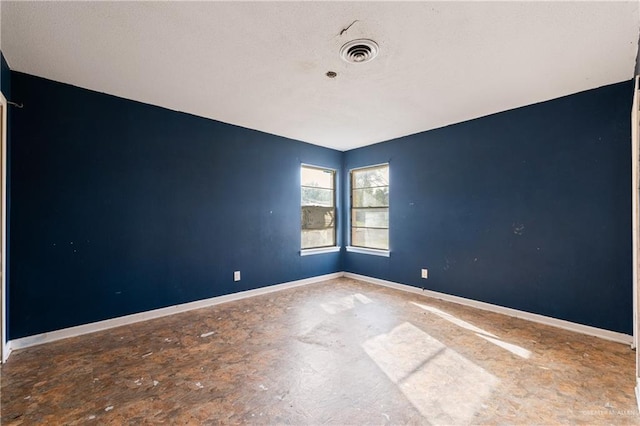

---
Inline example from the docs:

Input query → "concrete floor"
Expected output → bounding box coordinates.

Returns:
[1,277,638,424]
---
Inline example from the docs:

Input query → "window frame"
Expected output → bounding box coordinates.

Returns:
[300,164,339,255]
[348,163,390,256]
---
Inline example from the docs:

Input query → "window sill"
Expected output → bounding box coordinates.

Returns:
[300,246,341,256]
[346,246,390,257]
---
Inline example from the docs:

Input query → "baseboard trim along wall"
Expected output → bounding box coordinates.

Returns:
[343,272,633,346]
[6,271,632,359]
[6,272,343,354]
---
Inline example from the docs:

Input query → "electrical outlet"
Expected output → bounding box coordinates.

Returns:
[234,271,241,282]
[421,268,428,279]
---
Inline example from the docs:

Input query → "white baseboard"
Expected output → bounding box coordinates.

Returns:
[344,272,633,345]
[6,271,632,358]
[2,340,11,363]
[7,272,343,353]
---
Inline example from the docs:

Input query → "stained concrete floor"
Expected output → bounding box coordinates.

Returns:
[1,277,638,424]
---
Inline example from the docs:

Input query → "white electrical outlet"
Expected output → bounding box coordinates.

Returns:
[421,268,428,279]
[234,271,241,282]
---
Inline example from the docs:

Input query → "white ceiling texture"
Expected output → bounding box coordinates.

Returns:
[2,1,639,151]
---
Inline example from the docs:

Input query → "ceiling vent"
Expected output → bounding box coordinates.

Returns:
[340,39,379,64]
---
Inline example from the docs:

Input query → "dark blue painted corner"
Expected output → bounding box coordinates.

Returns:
[1,52,10,99]
[8,72,342,339]
[6,68,636,339]
[1,51,9,346]
[344,80,635,334]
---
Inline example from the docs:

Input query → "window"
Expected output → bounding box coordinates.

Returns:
[350,164,389,251]
[301,165,336,250]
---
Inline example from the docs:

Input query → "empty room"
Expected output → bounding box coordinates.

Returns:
[1,1,640,424]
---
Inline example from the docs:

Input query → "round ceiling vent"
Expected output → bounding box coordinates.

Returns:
[340,39,379,64]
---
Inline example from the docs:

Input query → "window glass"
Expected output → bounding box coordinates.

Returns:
[351,164,389,250]
[301,166,336,249]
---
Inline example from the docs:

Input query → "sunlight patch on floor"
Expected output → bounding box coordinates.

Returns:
[320,293,372,315]
[411,302,531,359]
[362,322,498,424]
[411,302,497,337]
[477,333,531,359]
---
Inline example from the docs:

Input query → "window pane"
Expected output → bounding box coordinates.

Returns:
[353,166,389,189]
[302,206,335,230]
[302,167,334,189]
[301,165,336,250]
[302,229,335,249]
[352,208,388,228]
[350,164,389,251]
[302,187,333,207]
[352,227,389,250]
[352,187,389,208]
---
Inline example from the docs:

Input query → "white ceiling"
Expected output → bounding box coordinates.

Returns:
[2,1,639,151]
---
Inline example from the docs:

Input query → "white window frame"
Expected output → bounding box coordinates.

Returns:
[300,164,340,256]
[347,163,390,257]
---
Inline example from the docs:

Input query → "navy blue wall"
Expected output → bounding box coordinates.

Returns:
[9,72,342,339]
[7,69,635,338]
[1,52,10,345]
[344,80,634,334]
[1,52,10,98]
